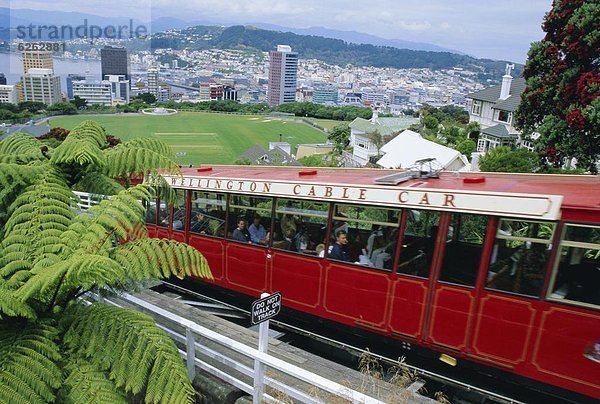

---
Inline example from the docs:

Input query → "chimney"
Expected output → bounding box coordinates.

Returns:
[499,63,514,100]
[371,108,379,123]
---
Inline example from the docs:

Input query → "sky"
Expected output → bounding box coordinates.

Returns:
[8,0,553,63]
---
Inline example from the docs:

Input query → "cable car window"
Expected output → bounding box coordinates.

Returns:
[397,210,441,278]
[438,213,489,287]
[144,196,157,226]
[273,199,329,256]
[486,220,555,297]
[227,195,272,245]
[329,204,401,271]
[157,192,169,228]
[548,224,600,308]
[171,189,186,231]
[189,191,226,238]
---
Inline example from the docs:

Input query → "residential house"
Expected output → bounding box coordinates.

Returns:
[467,65,533,153]
[349,112,420,166]
[376,130,469,171]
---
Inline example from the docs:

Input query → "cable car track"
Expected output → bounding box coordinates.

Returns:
[158,280,531,404]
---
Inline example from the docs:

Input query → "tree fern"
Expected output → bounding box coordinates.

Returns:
[62,303,195,403]
[0,118,211,403]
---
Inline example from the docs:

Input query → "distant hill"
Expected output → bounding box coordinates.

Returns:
[152,25,521,80]
[246,23,465,54]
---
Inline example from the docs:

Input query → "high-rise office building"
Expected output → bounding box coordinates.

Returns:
[21,68,61,104]
[66,74,86,99]
[0,73,6,85]
[267,45,298,106]
[106,75,130,104]
[101,46,130,82]
[147,67,159,98]
[21,51,54,74]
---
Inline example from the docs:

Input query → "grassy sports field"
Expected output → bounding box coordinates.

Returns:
[50,112,330,165]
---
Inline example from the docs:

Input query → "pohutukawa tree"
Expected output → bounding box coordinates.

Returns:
[0,120,212,403]
[515,0,599,173]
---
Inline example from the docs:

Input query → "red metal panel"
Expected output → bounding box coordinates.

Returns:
[427,286,475,351]
[470,293,536,366]
[155,227,169,239]
[388,277,429,339]
[188,235,225,281]
[171,230,185,242]
[146,225,157,238]
[270,252,323,311]
[531,306,600,399]
[225,243,268,295]
[323,263,390,330]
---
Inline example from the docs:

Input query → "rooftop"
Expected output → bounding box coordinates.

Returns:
[466,77,526,112]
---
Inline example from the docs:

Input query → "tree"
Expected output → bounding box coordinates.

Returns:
[515,0,599,173]
[455,139,477,157]
[135,92,157,105]
[327,123,351,155]
[0,120,212,403]
[478,146,539,173]
[71,95,88,110]
[46,102,77,115]
[367,129,384,157]
[298,153,339,167]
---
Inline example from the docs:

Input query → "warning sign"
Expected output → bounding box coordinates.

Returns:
[251,292,282,325]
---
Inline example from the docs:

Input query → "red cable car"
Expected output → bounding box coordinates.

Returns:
[145,165,600,400]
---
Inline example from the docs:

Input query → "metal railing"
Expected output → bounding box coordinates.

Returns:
[72,191,107,210]
[96,292,387,404]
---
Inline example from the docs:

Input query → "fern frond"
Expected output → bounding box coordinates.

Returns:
[0,133,45,160]
[112,238,212,281]
[0,322,62,403]
[58,356,127,404]
[103,145,179,178]
[74,170,125,195]
[0,288,36,319]
[50,121,107,167]
[62,303,195,403]
[0,163,45,228]
[123,138,174,157]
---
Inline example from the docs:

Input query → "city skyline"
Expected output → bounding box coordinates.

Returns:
[10,0,552,63]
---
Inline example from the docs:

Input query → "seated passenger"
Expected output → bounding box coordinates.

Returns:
[232,219,251,243]
[249,215,269,245]
[191,211,211,234]
[329,230,350,262]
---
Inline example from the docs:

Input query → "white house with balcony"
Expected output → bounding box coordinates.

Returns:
[348,112,419,166]
[466,65,534,154]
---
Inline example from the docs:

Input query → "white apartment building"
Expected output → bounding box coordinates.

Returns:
[0,85,18,104]
[21,68,61,104]
[72,80,112,105]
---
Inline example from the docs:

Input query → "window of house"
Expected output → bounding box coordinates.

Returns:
[547,224,600,309]
[438,214,489,287]
[189,191,226,237]
[329,204,401,270]
[227,195,273,245]
[272,199,329,256]
[397,210,441,278]
[471,100,482,116]
[486,219,555,297]
[497,110,512,123]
